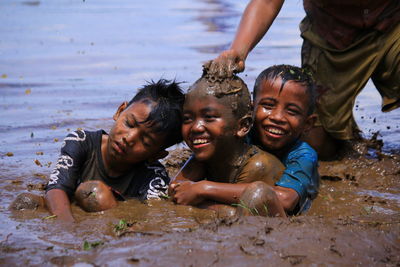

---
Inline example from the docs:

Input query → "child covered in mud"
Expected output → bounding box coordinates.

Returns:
[251,65,319,215]
[17,79,184,222]
[170,68,287,217]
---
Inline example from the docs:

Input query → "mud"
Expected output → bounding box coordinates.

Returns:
[75,181,118,212]
[188,69,252,118]
[3,147,399,266]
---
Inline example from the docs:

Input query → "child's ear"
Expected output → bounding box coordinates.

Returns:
[236,115,253,138]
[303,114,317,135]
[113,102,128,121]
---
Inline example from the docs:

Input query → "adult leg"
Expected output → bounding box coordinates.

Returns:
[300,18,385,158]
[371,24,400,113]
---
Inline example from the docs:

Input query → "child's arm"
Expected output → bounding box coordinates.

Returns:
[172,180,249,205]
[170,156,229,204]
[273,186,300,211]
[275,146,319,214]
[45,130,89,221]
[169,156,206,196]
[45,189,75,222]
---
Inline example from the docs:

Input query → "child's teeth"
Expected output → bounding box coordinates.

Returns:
[193,139,208,145]
[268,128,284,135]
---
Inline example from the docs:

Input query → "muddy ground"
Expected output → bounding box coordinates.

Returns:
[1,145,399,266]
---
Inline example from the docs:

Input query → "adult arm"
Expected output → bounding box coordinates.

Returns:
[207,0,285,76]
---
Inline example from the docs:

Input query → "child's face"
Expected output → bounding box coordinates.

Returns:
[106,100,166,165]
[182,93,238,162]
[253,77,315,152]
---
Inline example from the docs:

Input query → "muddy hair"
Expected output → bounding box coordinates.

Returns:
[188,68,252,119]
[253,64,316,115]
[128,79,185,148]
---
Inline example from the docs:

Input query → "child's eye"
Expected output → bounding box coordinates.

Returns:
[204,114,217,122]
[261,102,274,109]
[142,140,151,147]
[182,115,193,124]
[287,109,300,116]
[141,136,153,148]
[125,119,136,128]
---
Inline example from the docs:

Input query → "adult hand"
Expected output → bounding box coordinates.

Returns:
[170,181,206,205]
[203,49,245,78]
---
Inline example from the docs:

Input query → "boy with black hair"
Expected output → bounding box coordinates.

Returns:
[45,79,185,222]
[251,64,319,215]
[170,68,287,217]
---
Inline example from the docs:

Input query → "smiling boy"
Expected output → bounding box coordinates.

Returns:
[45,79,184,222]
[170,69,286,217]
[251,65,319,214]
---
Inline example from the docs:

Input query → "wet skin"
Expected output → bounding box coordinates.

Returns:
[253,77,316,157]
[173,78,286,217]
[252,77,317,212]
[103,100,167,177]
[182,93,240,164]
[75,181,117,212]
[46,99,168,222]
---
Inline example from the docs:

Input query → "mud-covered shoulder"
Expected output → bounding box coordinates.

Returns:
[236,149,284,185]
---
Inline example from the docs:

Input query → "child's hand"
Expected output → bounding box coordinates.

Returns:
[203,49,245,78]
[170,181,206,205]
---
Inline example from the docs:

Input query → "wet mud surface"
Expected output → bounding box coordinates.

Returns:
[1,148,399,266]
[1,0,399,266]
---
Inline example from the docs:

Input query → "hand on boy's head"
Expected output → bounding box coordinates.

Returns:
[170,181,205,205]
[204,49,245,78]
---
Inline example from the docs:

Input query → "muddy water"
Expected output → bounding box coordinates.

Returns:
[0,0,399,266]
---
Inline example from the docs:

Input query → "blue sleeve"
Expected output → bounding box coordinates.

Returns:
[275,144,319,213]
[45,130,89,198]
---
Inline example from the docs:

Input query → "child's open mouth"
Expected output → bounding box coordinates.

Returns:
[264,126,286,138]
[192,138,210,149]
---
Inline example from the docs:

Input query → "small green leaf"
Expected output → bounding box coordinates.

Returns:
[83,240,104,251]
[159,193,170,200]
[43,215,57,220]
[113,219,128,233]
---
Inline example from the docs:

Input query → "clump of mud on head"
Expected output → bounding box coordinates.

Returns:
[75,181,117,212]
[189,65,252,119]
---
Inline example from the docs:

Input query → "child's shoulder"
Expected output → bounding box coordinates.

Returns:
[236,145,284,184]
[63,129,103,142]
[60,129,104,153]
[248,145,282,167]
[286,140,318,162]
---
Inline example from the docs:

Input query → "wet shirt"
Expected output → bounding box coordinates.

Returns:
[275,140,319,215]
[45,130,170,200]
[304,0,400,49]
